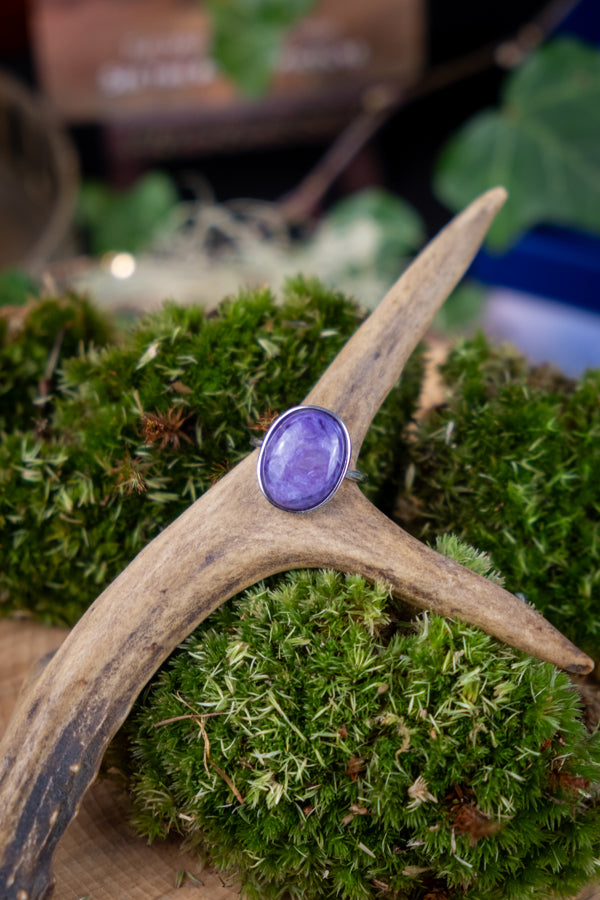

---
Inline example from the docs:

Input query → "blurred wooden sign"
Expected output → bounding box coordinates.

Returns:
[30,0,424,154]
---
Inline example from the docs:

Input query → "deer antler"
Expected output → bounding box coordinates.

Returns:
[0,188,592,900]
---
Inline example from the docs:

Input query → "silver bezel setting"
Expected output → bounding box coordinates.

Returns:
[256,405,352,513]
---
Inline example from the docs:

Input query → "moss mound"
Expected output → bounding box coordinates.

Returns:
[127,561,600,900]
[0,278,421,624]
[0,291,113,433]
[402,334,600,661]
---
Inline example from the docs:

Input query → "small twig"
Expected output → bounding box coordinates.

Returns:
[166,693,244,804]
[197,716,244,805]
[278,85,403,223]
[152,712,224,728]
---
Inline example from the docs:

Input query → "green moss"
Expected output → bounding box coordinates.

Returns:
[126,553,600,900]
[402,334,600,661]
[3,281,600,898]
[0,277,421,624]
[0,291,113,433]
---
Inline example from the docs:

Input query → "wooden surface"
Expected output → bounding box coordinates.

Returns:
[0,189,594,900]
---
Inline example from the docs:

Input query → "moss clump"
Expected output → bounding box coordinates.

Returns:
[127,557,600,900]
[402,334,600,661]
[0,291,113,433]
[0,277,421,625]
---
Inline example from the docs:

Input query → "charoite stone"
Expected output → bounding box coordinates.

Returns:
[257,406,351,512]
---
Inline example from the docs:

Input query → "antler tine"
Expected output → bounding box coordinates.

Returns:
[305,186,508,460]
[278,485,594,675]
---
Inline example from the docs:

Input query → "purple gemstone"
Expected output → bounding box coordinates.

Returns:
[258,406,351,512]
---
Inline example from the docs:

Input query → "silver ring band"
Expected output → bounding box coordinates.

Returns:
[345,469,368,483]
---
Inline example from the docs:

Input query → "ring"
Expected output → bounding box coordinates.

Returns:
[256,405,366,513]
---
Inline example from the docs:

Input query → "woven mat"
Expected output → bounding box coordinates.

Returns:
[0,620,240,899]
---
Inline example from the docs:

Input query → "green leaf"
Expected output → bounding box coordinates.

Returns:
[0,269,38,307]
[77,171,179,255]
[256,336,280,357]
[297,190,424,309]
[135,341,161,370]
[319,188,425,283]
[435,39,600,248]
[432,280,486,333]
[326,189,425,259]
[206,0,316,96]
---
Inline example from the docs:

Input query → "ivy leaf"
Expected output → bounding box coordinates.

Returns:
[295,189,424,308]
[77,171,179,255]
[320,188,425,280]
[432,280,486,334]
[206,0,316,96]
[435,39,600,249]
[326,189,425,258]
[0,269,38,307]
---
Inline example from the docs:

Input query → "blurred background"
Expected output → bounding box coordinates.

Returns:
[1,0,600,375]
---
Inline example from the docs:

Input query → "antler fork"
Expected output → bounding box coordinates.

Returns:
[0,188,592,900]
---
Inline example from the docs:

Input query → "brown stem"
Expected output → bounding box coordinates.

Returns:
[278,85,403,223]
